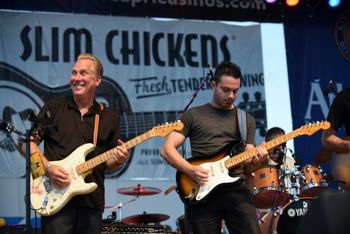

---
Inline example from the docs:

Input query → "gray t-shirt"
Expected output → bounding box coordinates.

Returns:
[180,103,256,174]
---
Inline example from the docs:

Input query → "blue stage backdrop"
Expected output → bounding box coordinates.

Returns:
[284,9,350,175]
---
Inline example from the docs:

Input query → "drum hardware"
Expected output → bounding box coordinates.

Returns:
[280,167,302,200]
[272,208,283,217]
[259,198,314,234]
[107,197,137,222]
[104,184,162,222]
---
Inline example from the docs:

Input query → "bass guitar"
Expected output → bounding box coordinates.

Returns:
[176,121,330,206]
[30,121,184,216]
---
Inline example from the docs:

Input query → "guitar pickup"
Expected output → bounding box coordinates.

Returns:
[220,161,225,172]
[43,180,53,192]
[210,166,214,176]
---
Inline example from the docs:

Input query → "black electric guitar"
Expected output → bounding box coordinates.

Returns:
[176,121,330,206]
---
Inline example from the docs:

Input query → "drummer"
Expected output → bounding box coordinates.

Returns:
[252,127,298,216]
[263,127,296,170]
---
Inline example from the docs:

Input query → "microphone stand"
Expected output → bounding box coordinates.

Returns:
[24,129,32,234]
[177,67,213,159]
[174,67,213,234]
[0,121,32,233]
[178,68,213,119]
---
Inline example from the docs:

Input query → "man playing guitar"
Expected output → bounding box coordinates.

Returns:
[321,87,350,189]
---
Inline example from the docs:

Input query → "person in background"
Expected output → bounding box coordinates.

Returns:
[296,88,350,234]
[251,127,297,213]
[264,127,296,169]
[26,53,130,234]
[160,61,268,234]
[321,87,350,189]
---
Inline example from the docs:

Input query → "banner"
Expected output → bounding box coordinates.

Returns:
[0,11,266,179]
[0,0,284,23]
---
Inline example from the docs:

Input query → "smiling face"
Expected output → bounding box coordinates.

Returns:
[70,58,101,99]
[211,75,240,110]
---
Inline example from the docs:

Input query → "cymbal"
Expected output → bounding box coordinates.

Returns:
[117,184,161,196]
[122,213,170,224]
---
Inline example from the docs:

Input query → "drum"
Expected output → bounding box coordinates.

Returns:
[249,166,289,209]
[300,164,328,197]
[259,197,313,234]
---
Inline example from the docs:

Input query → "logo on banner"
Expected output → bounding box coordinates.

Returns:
[335,10,350,63]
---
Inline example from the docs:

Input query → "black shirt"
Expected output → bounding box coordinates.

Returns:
[327,88,350,135]
[37,96,120,210]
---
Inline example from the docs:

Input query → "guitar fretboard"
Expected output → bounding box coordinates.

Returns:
[75,120,184,175]
[76,129,158,175]
[120,111,181,139]
[224,121,330,169]
[225,129,302,169]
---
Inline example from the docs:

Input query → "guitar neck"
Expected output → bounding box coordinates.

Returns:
[225,128,302,169]
[76,120,184,175]
[120,111,181,138]
[77,130,155,175]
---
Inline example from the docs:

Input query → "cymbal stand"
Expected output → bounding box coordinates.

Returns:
[109,197,138,222]
[292,167,302,200]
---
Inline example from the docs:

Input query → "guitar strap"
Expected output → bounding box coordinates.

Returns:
[237,108,247,145]
[93,103,104,146]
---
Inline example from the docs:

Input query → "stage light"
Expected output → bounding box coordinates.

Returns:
[265,0,277,3]
[286,0,300,6]
[328,0,341,7]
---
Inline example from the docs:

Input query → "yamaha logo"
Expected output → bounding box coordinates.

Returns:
[287,208,296,217]
[335,10,350,63]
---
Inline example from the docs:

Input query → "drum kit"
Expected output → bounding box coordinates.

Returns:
[249,163,330,234]
[104,163,333,233]
[104,184,170,225]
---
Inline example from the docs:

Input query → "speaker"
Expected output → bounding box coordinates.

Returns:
[101,223,169,234]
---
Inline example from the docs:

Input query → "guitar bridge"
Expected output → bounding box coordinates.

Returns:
[184,188,196,200]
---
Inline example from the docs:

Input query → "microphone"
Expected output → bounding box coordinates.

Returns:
[207,64,214,80]
[323,80,337,95]
[0,120,15,133]
[288,148,299,165]
[273,148,285,164]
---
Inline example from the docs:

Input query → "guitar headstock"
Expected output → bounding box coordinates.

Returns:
[298,121,331,136]
[151,121,184,137]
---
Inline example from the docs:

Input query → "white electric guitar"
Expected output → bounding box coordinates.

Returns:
[30,121,183,216]
[176,121,330,205]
